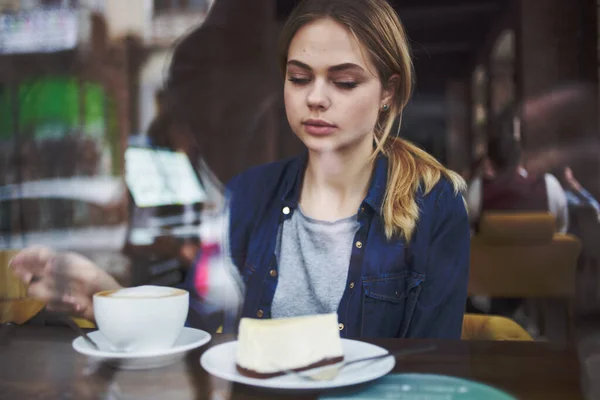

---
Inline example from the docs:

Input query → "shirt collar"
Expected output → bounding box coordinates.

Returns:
[281,151,388,215]
[363,154,388,214]
[281,151,308,208]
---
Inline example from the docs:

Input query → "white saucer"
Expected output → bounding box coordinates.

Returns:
[200,339,395,390]
[73,327,211,370]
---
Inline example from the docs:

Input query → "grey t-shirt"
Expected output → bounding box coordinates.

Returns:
[271,207,360,318]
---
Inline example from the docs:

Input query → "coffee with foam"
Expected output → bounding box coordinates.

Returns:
[93,285,189,352]
[99,285,184,298]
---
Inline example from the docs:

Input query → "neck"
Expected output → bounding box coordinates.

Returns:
[300,138,374,220]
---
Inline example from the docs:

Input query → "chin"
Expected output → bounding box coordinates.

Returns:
[297,134,341,154]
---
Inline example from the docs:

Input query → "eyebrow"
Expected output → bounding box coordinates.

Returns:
[287,60,365,73]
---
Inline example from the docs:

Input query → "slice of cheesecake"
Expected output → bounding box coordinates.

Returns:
[236,313,344,379]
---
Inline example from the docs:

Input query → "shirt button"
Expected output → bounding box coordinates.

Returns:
[360,207,365,213]
[338,323,344,331]
[355,241,363,249]
[282,207,290,215]
[269,269,277,277]
[349,282,355,289]
[257,310,264,318]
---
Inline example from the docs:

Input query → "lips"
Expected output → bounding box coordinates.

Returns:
[302,119,337,136]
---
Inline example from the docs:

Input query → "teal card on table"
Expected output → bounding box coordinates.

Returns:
[319,374,517,400]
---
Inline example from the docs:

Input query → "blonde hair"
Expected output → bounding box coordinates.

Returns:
[279,0,465,241]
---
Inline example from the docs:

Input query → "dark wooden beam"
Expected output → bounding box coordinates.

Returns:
[412,43,472,55]
[412,53,471,87]
[406,15,496,47]
[390,0,504,9]
[396,2,501,23]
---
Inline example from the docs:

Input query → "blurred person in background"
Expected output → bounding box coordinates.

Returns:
[464,155,495,188]
[10,0,470,339]
[467,116,568,234]
[466,113,568,321]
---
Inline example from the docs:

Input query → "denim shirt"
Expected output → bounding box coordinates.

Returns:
[185,153,470,339]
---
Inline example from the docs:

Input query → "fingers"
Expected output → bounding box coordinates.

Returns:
[26,279,59,303]
[46,295,84,315]
[20,251,98,291]
[54,295,94,321]
[10,247,109,322]
[39,287,92,319]
[27,274,87,301]
[9,246,55,284]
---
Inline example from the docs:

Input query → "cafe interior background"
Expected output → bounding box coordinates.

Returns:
[1,0,600,392]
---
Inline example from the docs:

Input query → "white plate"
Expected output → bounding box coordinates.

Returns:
[73,327,211,370]
[200,339,395,390]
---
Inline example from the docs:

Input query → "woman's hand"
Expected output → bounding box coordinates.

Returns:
[9,246,122,321]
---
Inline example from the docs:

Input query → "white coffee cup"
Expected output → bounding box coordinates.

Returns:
[93,285,189,353]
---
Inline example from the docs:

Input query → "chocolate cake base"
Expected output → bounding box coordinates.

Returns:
[236,355,344,379]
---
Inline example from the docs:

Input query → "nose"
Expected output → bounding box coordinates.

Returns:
[306,79,330,111]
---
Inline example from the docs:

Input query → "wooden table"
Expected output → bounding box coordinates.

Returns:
[0,325,584,399]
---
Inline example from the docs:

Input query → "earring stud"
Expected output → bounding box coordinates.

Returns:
[382,104,389,111]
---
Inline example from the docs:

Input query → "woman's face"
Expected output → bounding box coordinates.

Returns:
[284,18,392,155]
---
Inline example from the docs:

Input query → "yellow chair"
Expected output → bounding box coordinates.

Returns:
[470,212,581,297]
[0,249,95,328]
[470,212,581,341]
[0,298,46,325]
[461,313,533,341]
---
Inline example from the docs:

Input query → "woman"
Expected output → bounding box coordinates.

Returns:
[10,0,469,339]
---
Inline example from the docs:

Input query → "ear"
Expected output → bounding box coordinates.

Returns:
[380,74,400,108]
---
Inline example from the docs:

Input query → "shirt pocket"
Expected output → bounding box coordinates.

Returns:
[360,271,425,338]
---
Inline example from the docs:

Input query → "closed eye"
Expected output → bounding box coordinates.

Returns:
[335,81,358,90]
[288,77,311,85]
